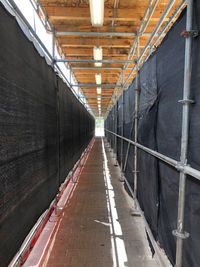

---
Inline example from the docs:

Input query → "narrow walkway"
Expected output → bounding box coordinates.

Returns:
[38,138,159,266]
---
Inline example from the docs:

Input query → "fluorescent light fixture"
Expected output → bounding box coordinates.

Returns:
[97,87,101,94]
[95,73,101,84]
[89,0,104,27]
[93,46,103,67]
[97,96,101,101]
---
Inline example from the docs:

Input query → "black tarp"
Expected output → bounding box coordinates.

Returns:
[0,4,94,266]
[105,1,200,266]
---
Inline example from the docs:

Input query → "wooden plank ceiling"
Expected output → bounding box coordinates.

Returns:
[39,0,184,117]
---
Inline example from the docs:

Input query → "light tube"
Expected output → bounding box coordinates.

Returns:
[93,46,103,67]
[95,73,101,84]
[89,0,104,27]
[97,87,102,94]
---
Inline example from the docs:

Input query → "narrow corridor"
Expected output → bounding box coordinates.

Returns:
[25,138,160,267]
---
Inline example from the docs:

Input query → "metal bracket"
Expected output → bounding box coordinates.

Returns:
[172,229,190,239]
[181,30,199,38]
[178,99,195,104]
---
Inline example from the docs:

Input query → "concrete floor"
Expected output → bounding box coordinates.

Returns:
[33,137,159,267]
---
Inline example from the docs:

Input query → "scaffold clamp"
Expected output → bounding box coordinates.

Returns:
[172,229,190,239]
[181,30,199,38]
[178,99,195,104]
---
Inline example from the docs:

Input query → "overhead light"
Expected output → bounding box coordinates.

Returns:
[97,87,101,94]
[93,46,103,67]
[97,96,101,101]
[89,0,104,27]
[95,73,101,84]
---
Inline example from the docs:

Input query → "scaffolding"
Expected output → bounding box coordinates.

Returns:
[105,1,199,266]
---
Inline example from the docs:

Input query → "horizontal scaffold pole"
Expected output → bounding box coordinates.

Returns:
[72,84,121,87]
[55,31,164,37]
[56,59,134,64]
[105,129,200,182]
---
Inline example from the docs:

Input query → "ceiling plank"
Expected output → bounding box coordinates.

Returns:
[44,7,169,22]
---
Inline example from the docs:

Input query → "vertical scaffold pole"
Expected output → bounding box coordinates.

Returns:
[52,28,55,68]
[134,36,140,198]
[70,66,72,86]
[173,1,194,266]
[114,98,118,165]
[120,67,124,179]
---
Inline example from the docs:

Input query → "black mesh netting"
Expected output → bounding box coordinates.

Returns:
[0,4,94,266]
[106,1,200,266]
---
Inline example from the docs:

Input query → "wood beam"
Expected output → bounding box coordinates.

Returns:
[62,48,130,56]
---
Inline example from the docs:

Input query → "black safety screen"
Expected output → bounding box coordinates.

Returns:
[0,4,94,266]
[106,1,200,266]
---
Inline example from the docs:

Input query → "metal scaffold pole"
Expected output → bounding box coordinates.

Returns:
[52,28,55,68]
[120,67,125,180]
[173,0,194,266]
[134,36,141,198]
[114,101,118,165]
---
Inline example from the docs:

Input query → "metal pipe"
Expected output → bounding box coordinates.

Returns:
[71,84,121,87]
[56,59,134,64]
[69,66,72,85]
[139,0,159,36]
[175,0,194,266]
[134,37,140,197]
[32,0,52,31]
[72,67,128,70]
[52,28,55,67]
[55,31,164,37]
[80,96,111,99]
[114,103,117,157]
[83,93,113,96]
[56,31,137,36]
[105,130,200,182]
[121,68,124,171]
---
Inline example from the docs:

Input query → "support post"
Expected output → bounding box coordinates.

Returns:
[134,36,140,198]
[120,68,124,181]
[173,1,194,266]
[114,101,118,165]
[70,66,72,86]
[52,28,55,68]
